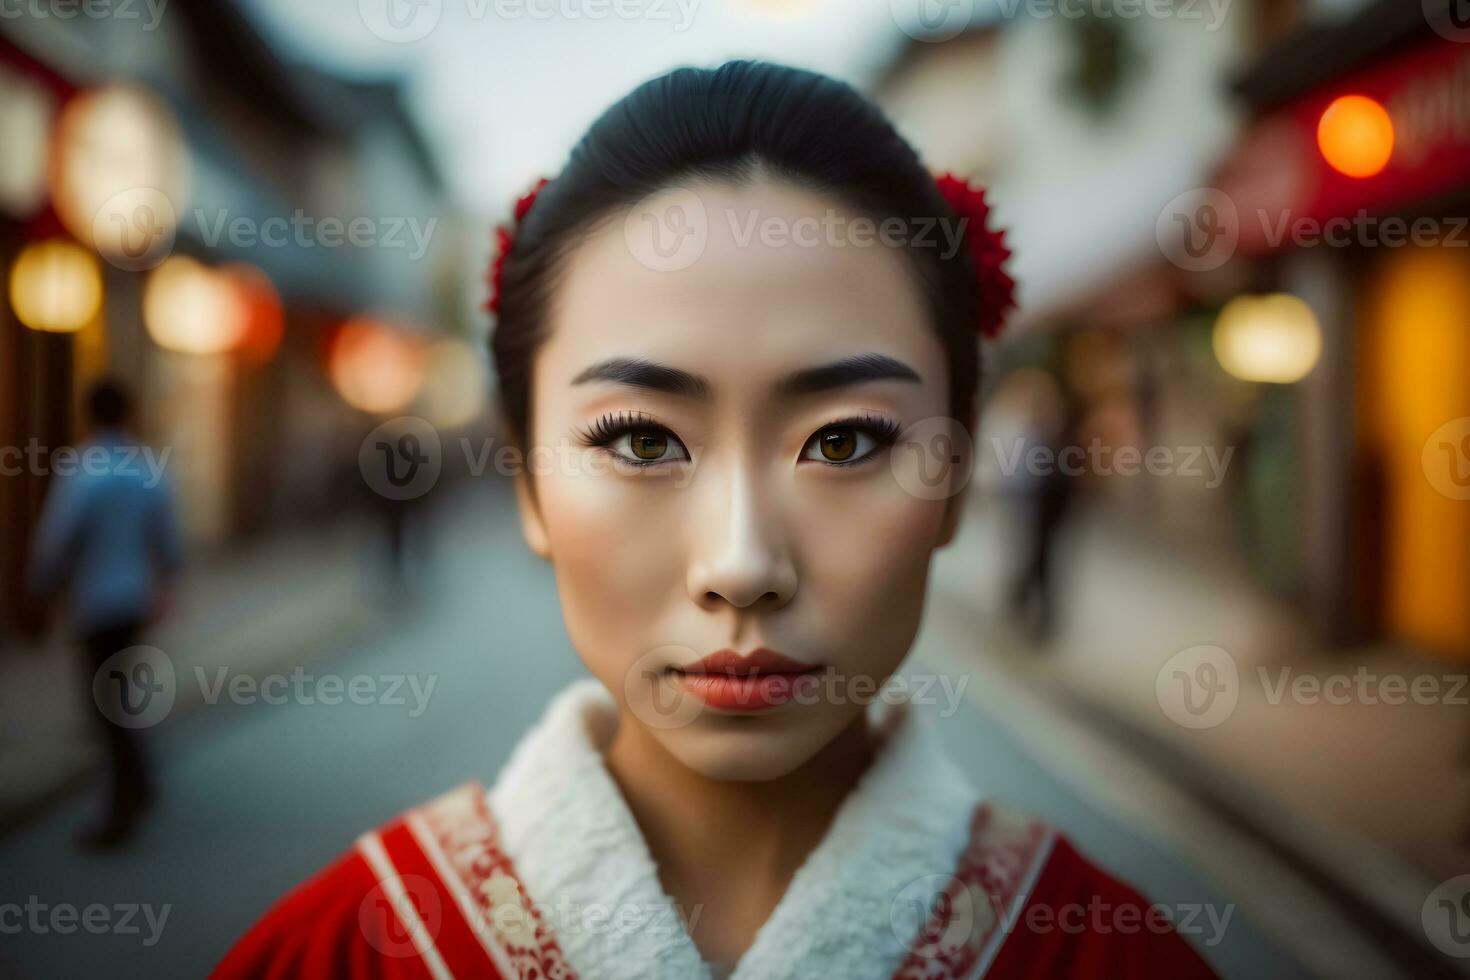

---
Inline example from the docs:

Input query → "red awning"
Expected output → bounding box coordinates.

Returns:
[1215,34,1470,256]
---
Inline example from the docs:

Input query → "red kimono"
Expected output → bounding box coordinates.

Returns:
[215,682,1220,980]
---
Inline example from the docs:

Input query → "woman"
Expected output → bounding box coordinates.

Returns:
[216,61,1218,979]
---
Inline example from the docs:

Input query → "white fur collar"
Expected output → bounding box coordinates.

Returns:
[487,678,983,980]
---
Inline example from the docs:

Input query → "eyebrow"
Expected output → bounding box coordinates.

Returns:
[570,352,922,399]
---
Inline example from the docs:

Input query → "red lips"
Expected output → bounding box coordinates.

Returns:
[677,648,814,676]
[671,648,820,712]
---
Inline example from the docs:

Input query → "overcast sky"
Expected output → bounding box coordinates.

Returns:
[239,0,938,218]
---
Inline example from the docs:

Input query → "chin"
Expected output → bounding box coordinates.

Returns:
[652,706,857,782]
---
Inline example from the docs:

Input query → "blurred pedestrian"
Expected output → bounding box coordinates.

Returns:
[28,377,183,849]
[1007,364,1082,643]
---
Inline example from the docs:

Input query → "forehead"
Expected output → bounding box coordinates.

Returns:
[537,179,946,392]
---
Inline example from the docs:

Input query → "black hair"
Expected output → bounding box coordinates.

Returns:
[86,377,131,429]
[490,59,981,443]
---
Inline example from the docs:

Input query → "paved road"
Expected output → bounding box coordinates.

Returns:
[0,480,1310,979]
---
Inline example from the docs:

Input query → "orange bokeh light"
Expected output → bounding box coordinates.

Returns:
[328,317,427,414]
[223,263,284,366]
[1317,94,1394,179]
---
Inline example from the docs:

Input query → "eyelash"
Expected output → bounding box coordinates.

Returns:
[572,410,902,468]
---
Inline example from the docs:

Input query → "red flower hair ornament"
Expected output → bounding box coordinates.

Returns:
[485,176,549,317]
[933,171,1017,339]
[486,171,1016,338]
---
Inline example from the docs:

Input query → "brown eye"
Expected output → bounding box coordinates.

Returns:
[819,429,856,462]
[800,421,890,466]
[605,425,689,465]
[630,430,668,460]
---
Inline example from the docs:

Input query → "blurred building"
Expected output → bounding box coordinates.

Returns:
[0,2,471,634]
[872,0,1470,663]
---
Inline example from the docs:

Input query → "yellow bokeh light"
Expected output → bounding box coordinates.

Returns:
[143,256,249,354]
[50,84,189,265]
[1317,94,1394,179]
[8,238,103,333]
[1213,293,1322,384]
[415,338,488,429]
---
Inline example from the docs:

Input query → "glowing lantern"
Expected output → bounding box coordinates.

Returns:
[143,256,249,354]
[8,238,103,333]
[1213,293,1322,384]
[1317,95,1394,179]
[50,84,189,268]
[329,318,427,414]
[222,263,285,366]
[0,68,54,218]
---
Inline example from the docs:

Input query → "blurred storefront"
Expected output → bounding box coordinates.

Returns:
[0,4,466,634]
[1216,0,1470,658]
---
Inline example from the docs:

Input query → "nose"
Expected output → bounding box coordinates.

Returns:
[686,459,797,611]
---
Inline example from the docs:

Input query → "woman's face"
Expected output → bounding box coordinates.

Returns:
[515,179,965,781]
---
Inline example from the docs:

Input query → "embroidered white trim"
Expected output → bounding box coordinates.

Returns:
[965,823,1058,980]
[487,678,984,980]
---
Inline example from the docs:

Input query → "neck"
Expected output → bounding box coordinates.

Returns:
[603,711,876,965]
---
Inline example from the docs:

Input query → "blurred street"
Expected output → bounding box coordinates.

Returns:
[0,512,387,831]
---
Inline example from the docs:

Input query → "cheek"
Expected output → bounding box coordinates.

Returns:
[535,466,686,673]
[794,471,946,668]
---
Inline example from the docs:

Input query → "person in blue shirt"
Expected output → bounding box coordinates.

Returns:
[29,377,183,848]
